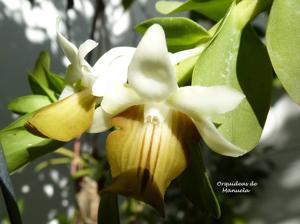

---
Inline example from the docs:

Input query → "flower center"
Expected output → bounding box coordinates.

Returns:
[144,103,169,124]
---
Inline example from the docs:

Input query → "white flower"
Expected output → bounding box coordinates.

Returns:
[94,24,246,157]
[94,24,247,215]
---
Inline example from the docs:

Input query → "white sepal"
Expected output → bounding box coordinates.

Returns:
[167,86,244,117]
[56,18,78,64]
[193,118,248,157]
[128,24,178,101]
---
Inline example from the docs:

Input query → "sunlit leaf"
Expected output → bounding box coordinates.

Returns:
[27,89,96,142]
[156,0,233,21]
[0,127,64,173]
[179,143,220,218]
[136,17,209,52]
[8,95,52,114]
[266,0,300,104]
[192,2,272,150]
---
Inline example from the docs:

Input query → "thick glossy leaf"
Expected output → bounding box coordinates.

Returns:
[179,144,220,218]
[0,127,64,173]
[175,22,222,86]
[0,145,23,224]
[192,3,272,150]
[98,174,120,224]
[266,0,300,104]
[8,95,52,114]
[156,0,233,21]
[136,17,209,52]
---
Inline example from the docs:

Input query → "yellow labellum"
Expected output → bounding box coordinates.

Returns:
[27,89,96,142]
[102,106,199,216]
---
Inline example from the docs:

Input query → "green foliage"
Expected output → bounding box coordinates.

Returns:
[0,125,64,173]
[156,0,233,21]
[8,95,52,114]
[266,0,300,105]
[192,2,272,150]
[136,17,210,52]
[179,144,221,218]
[0,51,65,173]
[28,51,64,101]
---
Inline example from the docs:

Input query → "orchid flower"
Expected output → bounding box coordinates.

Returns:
[27,19,135,141]
[93,24,247,216]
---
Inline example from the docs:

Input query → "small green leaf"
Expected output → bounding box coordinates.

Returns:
[179,144,221,218]
[8,95,52,114]
[136,17,210,52]
[266,0,300,104]
[156,0,233,21]
[28,74,57,102]
[44,69,65,95]
[192,2,272,150]
[28,51,60,101]
[0,126,64,173]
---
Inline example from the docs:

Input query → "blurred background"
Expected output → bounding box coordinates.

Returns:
[1,0,300,223]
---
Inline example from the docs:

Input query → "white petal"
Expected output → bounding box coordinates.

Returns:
[87,106,112,133]
[59,85,75,100]
[193,118,248,157]
[101,84,143,116]
[92,76,114,97]
[78,39,98,62]
[167,86,244,117]
[128,24,178,101]
[56,17,78,64]
[93,47,135,83]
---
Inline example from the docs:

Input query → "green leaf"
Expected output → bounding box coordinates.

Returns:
[28,51,59,102]
[266,0,300,104]
[0,127,64,173]
[2,113,34,132]
[156,0,233,21]
[179,144,221,218]
[98,174,120,224]
[192,3,272,150]
[44,69,65,95]
[136,17,210,52]
[176,55,199,86]
[8,95,52,114]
